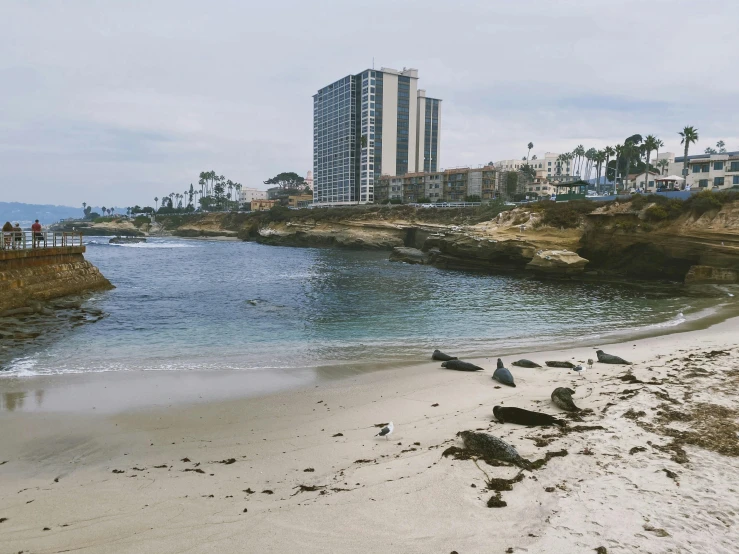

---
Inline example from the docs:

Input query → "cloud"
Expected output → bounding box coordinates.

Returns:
[0,0,737,206]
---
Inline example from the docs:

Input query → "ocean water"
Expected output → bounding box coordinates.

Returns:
[0,237,730,378]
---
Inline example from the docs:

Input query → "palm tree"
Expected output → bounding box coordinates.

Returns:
[655,138,664,168]
[154,197,159,211]
[603,146,615,188]
[613,145,624,190]
[642,135,659,189]
[679,126,699,185]
[526,142,534,164]
[657,159,670,175]
[101,206,106,216]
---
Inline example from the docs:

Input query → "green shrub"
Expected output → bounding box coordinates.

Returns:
[644,205,668,221]
[133,215,150,228]
[684,190,722,215]
[533,200,600,229]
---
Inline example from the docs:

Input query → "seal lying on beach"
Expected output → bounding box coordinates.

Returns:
[596,350,632,365]
[458,430,531,469]
[493,406,565,427]
[545,360,576,368]
[493,359,516,387]
[512,359,541,368]
[432,349,458,361]
[441,360,484,372]
[551,387,581,412]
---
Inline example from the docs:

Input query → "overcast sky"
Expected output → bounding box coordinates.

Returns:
[2,0,738,207]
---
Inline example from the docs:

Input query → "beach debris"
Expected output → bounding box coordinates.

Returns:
[215,458,236,465]
[441,360,484,371]
[595,548,608,554]
[354,459,375,464]
[153,464,168,468]
[596,350,632,365]
[493,406,565,427]
[291,484,326,496]
[431,403,439,407]
[112,469,125,474]
[243,488,255,494]
[432,349,458,361]
[545,361,576,368]
[487,493,507,508]
[551,387,581,412]
[643,524,670,537]
[529,450,568,470]
[629,446,647,455]
[373,422,388,428]
[180,457,191,462]
[261,490,274,495]
[303,468,315,472]
[0,518,7,523]
[512,359,541,368]
[662,468,680,485]
[332,433,343,437]
[182,468,205,474]
[376,422,394,440]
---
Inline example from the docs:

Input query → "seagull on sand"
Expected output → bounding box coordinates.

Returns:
[572,365,585,377]
[376,422,394,440]
[587,359,594,369]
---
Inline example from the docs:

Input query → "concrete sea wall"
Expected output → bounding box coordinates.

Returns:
[0,247,113,313]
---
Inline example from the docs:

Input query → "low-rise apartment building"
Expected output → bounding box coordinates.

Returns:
[238,188,268,204]
[495,152,571,181]
[375,166,499,203]
[287,194,314,209]
[251,199,278,211]
[667,151,739,190]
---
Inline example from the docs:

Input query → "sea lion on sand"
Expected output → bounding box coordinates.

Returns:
[512,359,541,368]
[432,349,458,361]
[493,406,565,427]
[458,430,531,469]
[441,360,484,372]
[596,350,632,365]
[551,387,581,412]
[493,360,516,387]
[545,361,576,368]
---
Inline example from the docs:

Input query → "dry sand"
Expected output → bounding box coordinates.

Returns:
[1,318,738,553]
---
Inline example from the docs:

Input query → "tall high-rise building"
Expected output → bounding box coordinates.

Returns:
[313,67,441,206]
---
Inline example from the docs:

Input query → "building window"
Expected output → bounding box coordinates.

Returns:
[702,164,710,173]
[692,165,701,174]
[714,177,724,187]
[734,176,739,185]
[699,179,708,188]
[714,161,724,170]
[730,161,739,172]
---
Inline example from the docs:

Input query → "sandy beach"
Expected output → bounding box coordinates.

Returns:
[1,318,738,553]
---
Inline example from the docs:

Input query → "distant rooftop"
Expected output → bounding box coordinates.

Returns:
[675,151,739,162]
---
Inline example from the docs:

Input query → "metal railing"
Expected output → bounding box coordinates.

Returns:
[1,231,84,251]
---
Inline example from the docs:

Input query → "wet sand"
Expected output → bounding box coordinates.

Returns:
[1,317,738,553]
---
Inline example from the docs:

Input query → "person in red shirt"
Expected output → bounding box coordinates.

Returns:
[31,219,43,247]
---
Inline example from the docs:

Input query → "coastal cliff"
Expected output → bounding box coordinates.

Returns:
[98,196,739,284]
[0,247,113,313]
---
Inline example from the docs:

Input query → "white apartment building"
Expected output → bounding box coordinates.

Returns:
[238,187,268,204]
[495,152,571,180]
[667,151,739,190]
[313,67,442,206]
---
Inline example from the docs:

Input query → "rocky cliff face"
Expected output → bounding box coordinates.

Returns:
[255,220,409,250]
[579,204,739,283]
[0,247,113,313]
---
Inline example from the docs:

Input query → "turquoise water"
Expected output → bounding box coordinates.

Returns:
[0,237,727,377]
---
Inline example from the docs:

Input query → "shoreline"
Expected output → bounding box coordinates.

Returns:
[3,299,739,414]
[1,316,738,552]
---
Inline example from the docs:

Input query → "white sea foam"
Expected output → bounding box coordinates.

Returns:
[2,356,39,377]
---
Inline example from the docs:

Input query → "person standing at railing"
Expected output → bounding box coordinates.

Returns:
[2,221,12,249]
[13,223,22,249]
[31,219,43,248]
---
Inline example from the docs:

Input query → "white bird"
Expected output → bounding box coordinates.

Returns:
[572,365,585,377]
[376,422,394,440]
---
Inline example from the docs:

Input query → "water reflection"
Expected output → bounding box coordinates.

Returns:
[0,389,45,411]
